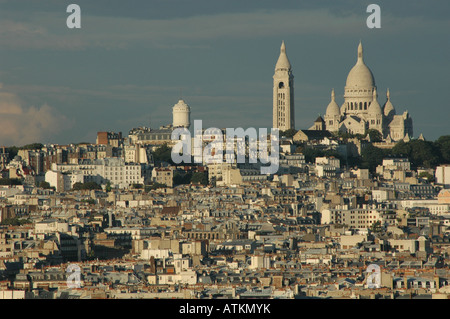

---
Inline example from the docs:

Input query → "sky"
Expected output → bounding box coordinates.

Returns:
[0,0,448,146]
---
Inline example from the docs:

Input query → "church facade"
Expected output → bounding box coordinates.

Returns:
[321,42,413,142]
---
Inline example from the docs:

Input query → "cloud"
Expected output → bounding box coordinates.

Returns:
[0,6,447,51]
[0,19,87,50]
[0,91,72,146]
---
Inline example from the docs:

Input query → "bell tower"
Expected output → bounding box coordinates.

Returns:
[273,41,294,131]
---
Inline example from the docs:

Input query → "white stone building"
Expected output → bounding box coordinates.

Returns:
[52,158,144,189]
[123,144,149,164]
[35,220,69,235]
[322,42,413,141]
[45,170,84,192]
[321,205,384,229]
[436,165,450,187]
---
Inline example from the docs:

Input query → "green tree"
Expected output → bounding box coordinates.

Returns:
[333,130,357,141]
[370,221,383,233]
[191,172,208,185]
[360,144,390,173]
[153,144,174,165]
[281,129,297,138]
[435,135,450,164]
[366,129,383,142]
[84,182,102,190]
[391,140,441,168]
[72,182,101,191]
[302,147,344,165]
[39,181,52,189]
[418,171,435,182]
[174,171,192,186]
[145,182,167,191]
[6,146,19,160]
[0,178,22,186]
[0,217,31,226]
[72,182,84,190]
[20,143,44,150]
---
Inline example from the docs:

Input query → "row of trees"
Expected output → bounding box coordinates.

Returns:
[153,144,209,186]
[332,129,383,143]
[0,178,22,186]
[72,181,102,191]
[280,128,384,142]
[5,143,44,160]
[297,146,344,165]
[152,144,174,165]
[0,217,32,226]
[174,171,208,186]
[361,135,450,172]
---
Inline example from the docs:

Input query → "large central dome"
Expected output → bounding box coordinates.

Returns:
[345,42,375,88]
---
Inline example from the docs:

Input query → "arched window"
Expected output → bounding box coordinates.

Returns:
[359,102,363,110]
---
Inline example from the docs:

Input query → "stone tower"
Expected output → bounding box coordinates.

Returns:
[172,99,191,129]
[273,41,295,131]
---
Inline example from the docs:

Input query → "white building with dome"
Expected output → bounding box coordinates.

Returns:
[322,41,413,142]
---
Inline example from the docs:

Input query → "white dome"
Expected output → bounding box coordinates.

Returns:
[173,99,190,111]
[345,42,375,88]
[325,89,340,117]
[368,89,382,115]
[275,41,291,71]
[383,89,396,117]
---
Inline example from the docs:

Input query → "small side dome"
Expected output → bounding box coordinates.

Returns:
[368,88,382,115]
[325,89,340,117]
[383,88,396,117]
